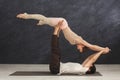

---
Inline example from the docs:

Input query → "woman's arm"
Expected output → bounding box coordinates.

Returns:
[81,39,108,51]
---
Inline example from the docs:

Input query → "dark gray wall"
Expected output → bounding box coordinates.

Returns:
[0,0,120,64]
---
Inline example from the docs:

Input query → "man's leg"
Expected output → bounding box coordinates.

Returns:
[81,51,104,74]
[49,25,61,74]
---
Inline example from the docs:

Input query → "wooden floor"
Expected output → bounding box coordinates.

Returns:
[0,64,120,80]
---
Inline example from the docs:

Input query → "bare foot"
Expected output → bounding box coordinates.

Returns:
[54,21,63,37]
[16,13,28,19]
[55,20,64,35]
[54,26,60,33]
[102,47,110,54]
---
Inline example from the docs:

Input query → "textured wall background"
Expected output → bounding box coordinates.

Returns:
[0,0,120,64]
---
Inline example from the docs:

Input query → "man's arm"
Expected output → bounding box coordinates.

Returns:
[82,48,109,68]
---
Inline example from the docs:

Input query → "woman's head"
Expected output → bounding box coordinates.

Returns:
[76,44,88,53]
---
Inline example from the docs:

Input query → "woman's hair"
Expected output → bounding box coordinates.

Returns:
[86,64,96,74]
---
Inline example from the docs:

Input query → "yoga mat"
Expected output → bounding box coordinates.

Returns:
[10,71,102,76]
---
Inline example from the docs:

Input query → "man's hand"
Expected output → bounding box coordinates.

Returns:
[16,13,28,19]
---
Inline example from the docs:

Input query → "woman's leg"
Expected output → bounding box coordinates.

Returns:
[17,13,47,20]
[16,13,65,27]
[16,13,51,26]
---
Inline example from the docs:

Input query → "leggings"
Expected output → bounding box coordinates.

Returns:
[49,35,61,74]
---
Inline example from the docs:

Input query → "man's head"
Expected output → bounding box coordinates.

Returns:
[86,64,96,74]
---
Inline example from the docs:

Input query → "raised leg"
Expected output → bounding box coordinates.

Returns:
[17,13,47,20]
[16,13,68,28]
[49,22,62,74]
[16,13,51,26]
